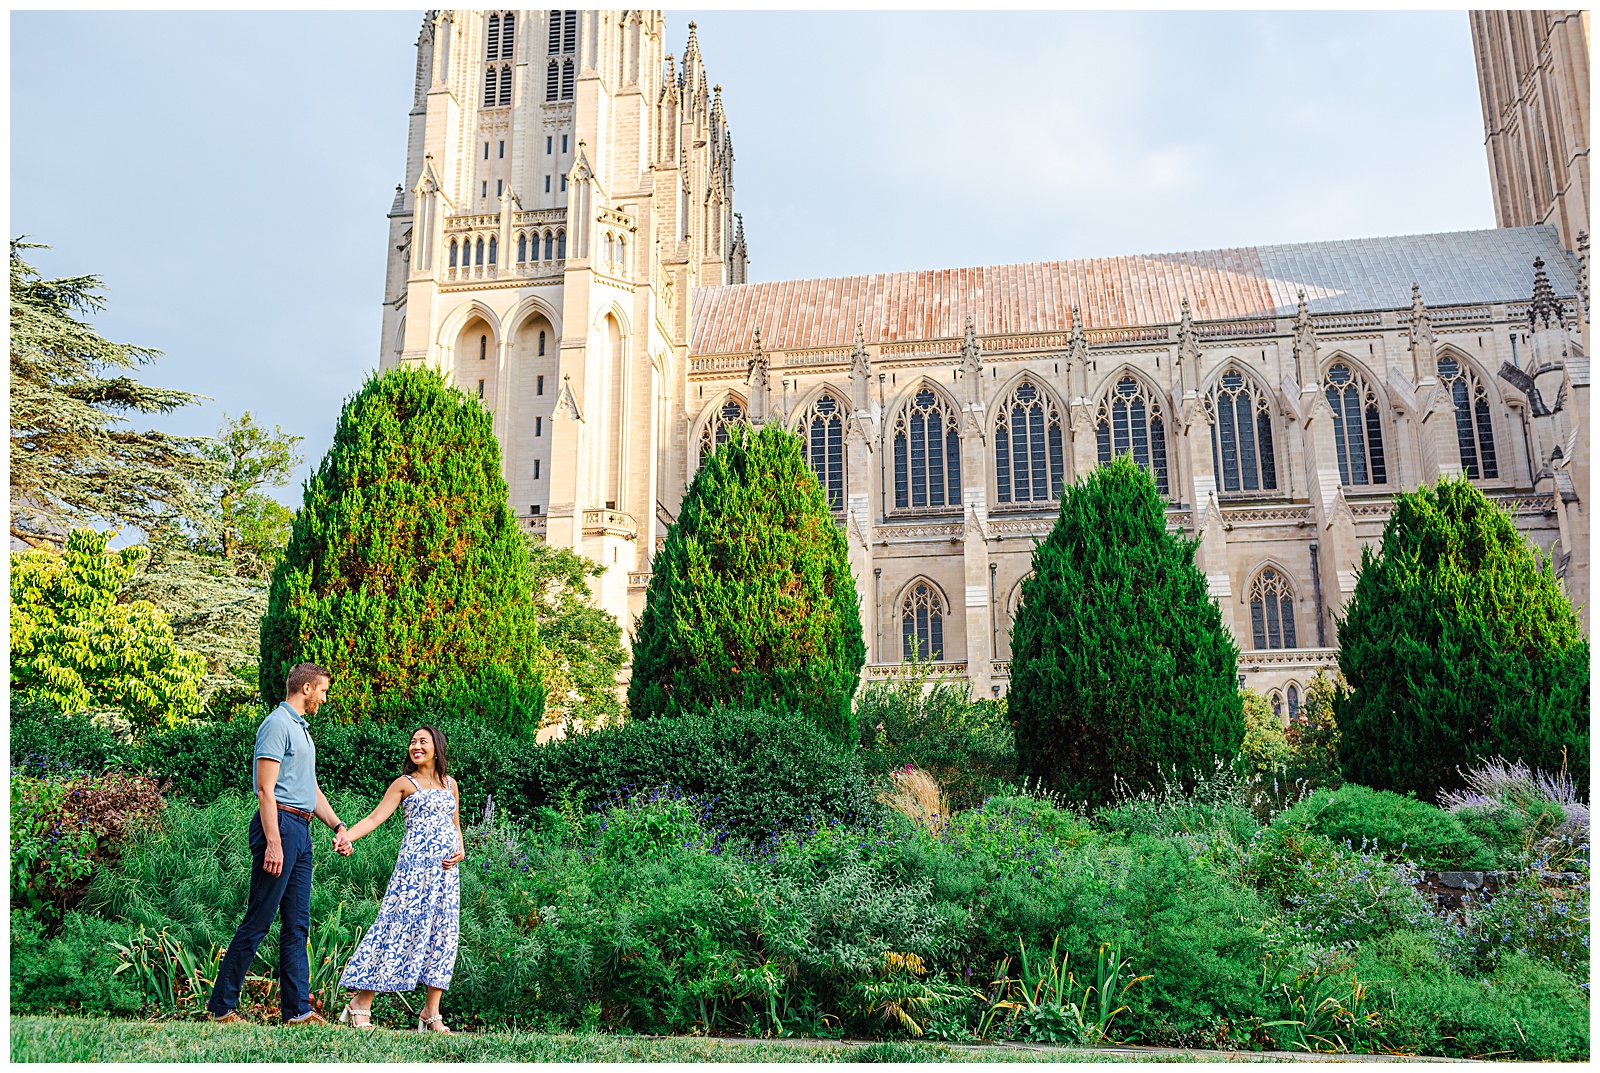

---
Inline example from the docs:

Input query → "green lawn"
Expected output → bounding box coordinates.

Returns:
[8,1016,1239,1063]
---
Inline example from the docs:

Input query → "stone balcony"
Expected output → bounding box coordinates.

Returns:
[582,509,638,540]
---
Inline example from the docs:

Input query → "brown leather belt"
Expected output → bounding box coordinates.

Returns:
[277,804,315,822]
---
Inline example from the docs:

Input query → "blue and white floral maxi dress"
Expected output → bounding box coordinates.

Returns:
[340,775,462,992]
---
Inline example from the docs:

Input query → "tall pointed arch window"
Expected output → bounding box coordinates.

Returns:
[474,237,484,265]
[498,64,512,106]
[995,378,1064,504]
[546,61,559,101]
[892,388,961,510]
[1437,354,1499,480]
[543,231,553,260]
[560,59,575,100]
[449,239,459,268]
[900,580,946,661]
[1287,684,1301,721]
[487,235,498,265]
[1324,363,1387,486]
[1209,369,1277,493]
[1094,375,1169,495]
[555,230,566,259]
[1248,567,1297,651]
[517,234,527,263]
[800,393,846,511]
[483,66,498,106]
[698,396,746,467]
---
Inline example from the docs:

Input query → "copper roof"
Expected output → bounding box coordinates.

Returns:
[691,226,1578,355]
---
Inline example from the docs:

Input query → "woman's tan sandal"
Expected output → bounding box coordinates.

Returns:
[339,1004,375,1030]
[418,1014,451,1033]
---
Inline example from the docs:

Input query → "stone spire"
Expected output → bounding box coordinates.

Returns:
[849,323,872,414]
[728,213,748,285]
[746,327,770,424]
[1067,304,1088,398]
[959,314,983,407]
[1408,283,1435,379]
[1292,290,1317,387]
[1578,232,1590,315]
[1529,256,1564,329]
[1176,297,1201,391]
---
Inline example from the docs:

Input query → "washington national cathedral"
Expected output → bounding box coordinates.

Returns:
[379,10,1590,720]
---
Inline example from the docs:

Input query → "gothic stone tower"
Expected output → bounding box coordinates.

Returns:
[379,10,745,637]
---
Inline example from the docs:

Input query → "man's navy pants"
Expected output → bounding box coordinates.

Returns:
[205,810,313,1021]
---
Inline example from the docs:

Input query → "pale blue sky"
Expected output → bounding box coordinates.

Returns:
[11,10,1492,499]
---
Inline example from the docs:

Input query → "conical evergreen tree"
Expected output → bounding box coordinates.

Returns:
[1336,477,1587,796]
[259,366,543,728]
[1010,455,1242,805]
[629,422,865,743]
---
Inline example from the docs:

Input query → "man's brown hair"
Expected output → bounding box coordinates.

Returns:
[284,662,332,698]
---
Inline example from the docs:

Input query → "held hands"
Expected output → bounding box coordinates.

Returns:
[332,830,354,856]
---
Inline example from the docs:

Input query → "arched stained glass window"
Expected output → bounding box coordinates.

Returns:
[517,233,527,263]
[556,230,566,259]
[995,378,1064,504]
[1249,567,1297,651]
[1287,684,1301,721]
[1324,363,1387,486]
[1270,691,1283,722]
[1209,369,1277,493]
[698,396,747,467]
[892,388,961,510]
[543,231,553,260]
[1095,376,1169,495]
[800,393,846,511]
[1437,355,1499,480]
[488,235,498,265]
[474,237,484,266]
[901,580,945,661]
[449,239,458,268]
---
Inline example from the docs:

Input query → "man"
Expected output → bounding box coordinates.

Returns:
[206,662,352,1025]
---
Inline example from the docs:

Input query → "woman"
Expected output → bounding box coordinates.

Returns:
[335,726,464,1032]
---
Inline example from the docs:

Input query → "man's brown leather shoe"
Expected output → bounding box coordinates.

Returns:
[208,1011,245,1025]
[285,1010,328,1026]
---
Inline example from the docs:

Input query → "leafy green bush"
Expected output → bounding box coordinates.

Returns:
[1094,759,1266,846]
[258,365,544,730]
[1336,478,1588,798]
[1283,673,1343,790]
[1010,456,1243,807]
[1239,689,1292,774]
[11,529,206,726]
[529,707,882,843]
[1245,825,1440,950]
[1274,785,1494,870]
[10,908,145,1016]
[629,423,865,744]
[855,664,1016,810]
[1355,932,1589,1060]
[1465,870,1589,981]
[10,696,135,776]
[1439,756,1589,871]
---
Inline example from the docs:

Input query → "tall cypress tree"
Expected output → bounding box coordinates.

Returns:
[1336,477,1587,796]
[629,422,865,744]
[259,366,543,728]
[1011,455,1242,806]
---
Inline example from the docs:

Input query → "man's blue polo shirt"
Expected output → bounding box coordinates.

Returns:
[252,702,318,811]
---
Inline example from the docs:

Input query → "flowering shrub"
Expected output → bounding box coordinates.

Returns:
[1439,756,1590,870]
[1246,825,1439,950]
[1466,869,1589,981]
[10,771,163,924]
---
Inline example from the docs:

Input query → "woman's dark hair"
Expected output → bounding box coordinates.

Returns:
[402,725,449,784]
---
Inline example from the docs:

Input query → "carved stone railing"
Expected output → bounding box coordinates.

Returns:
[627,571,652,588]
[582,509,637,539]
[1221,504,1313,527]
[1197,318,1276,339]
[520,515,548,537]
[863,661,968,680]
[991,660,1011,678]
[1237,648,1340,671]
[1086,325,1168,345]
[689,354,748,374]
[1313,312,1383,331]
[877,519,964,541]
